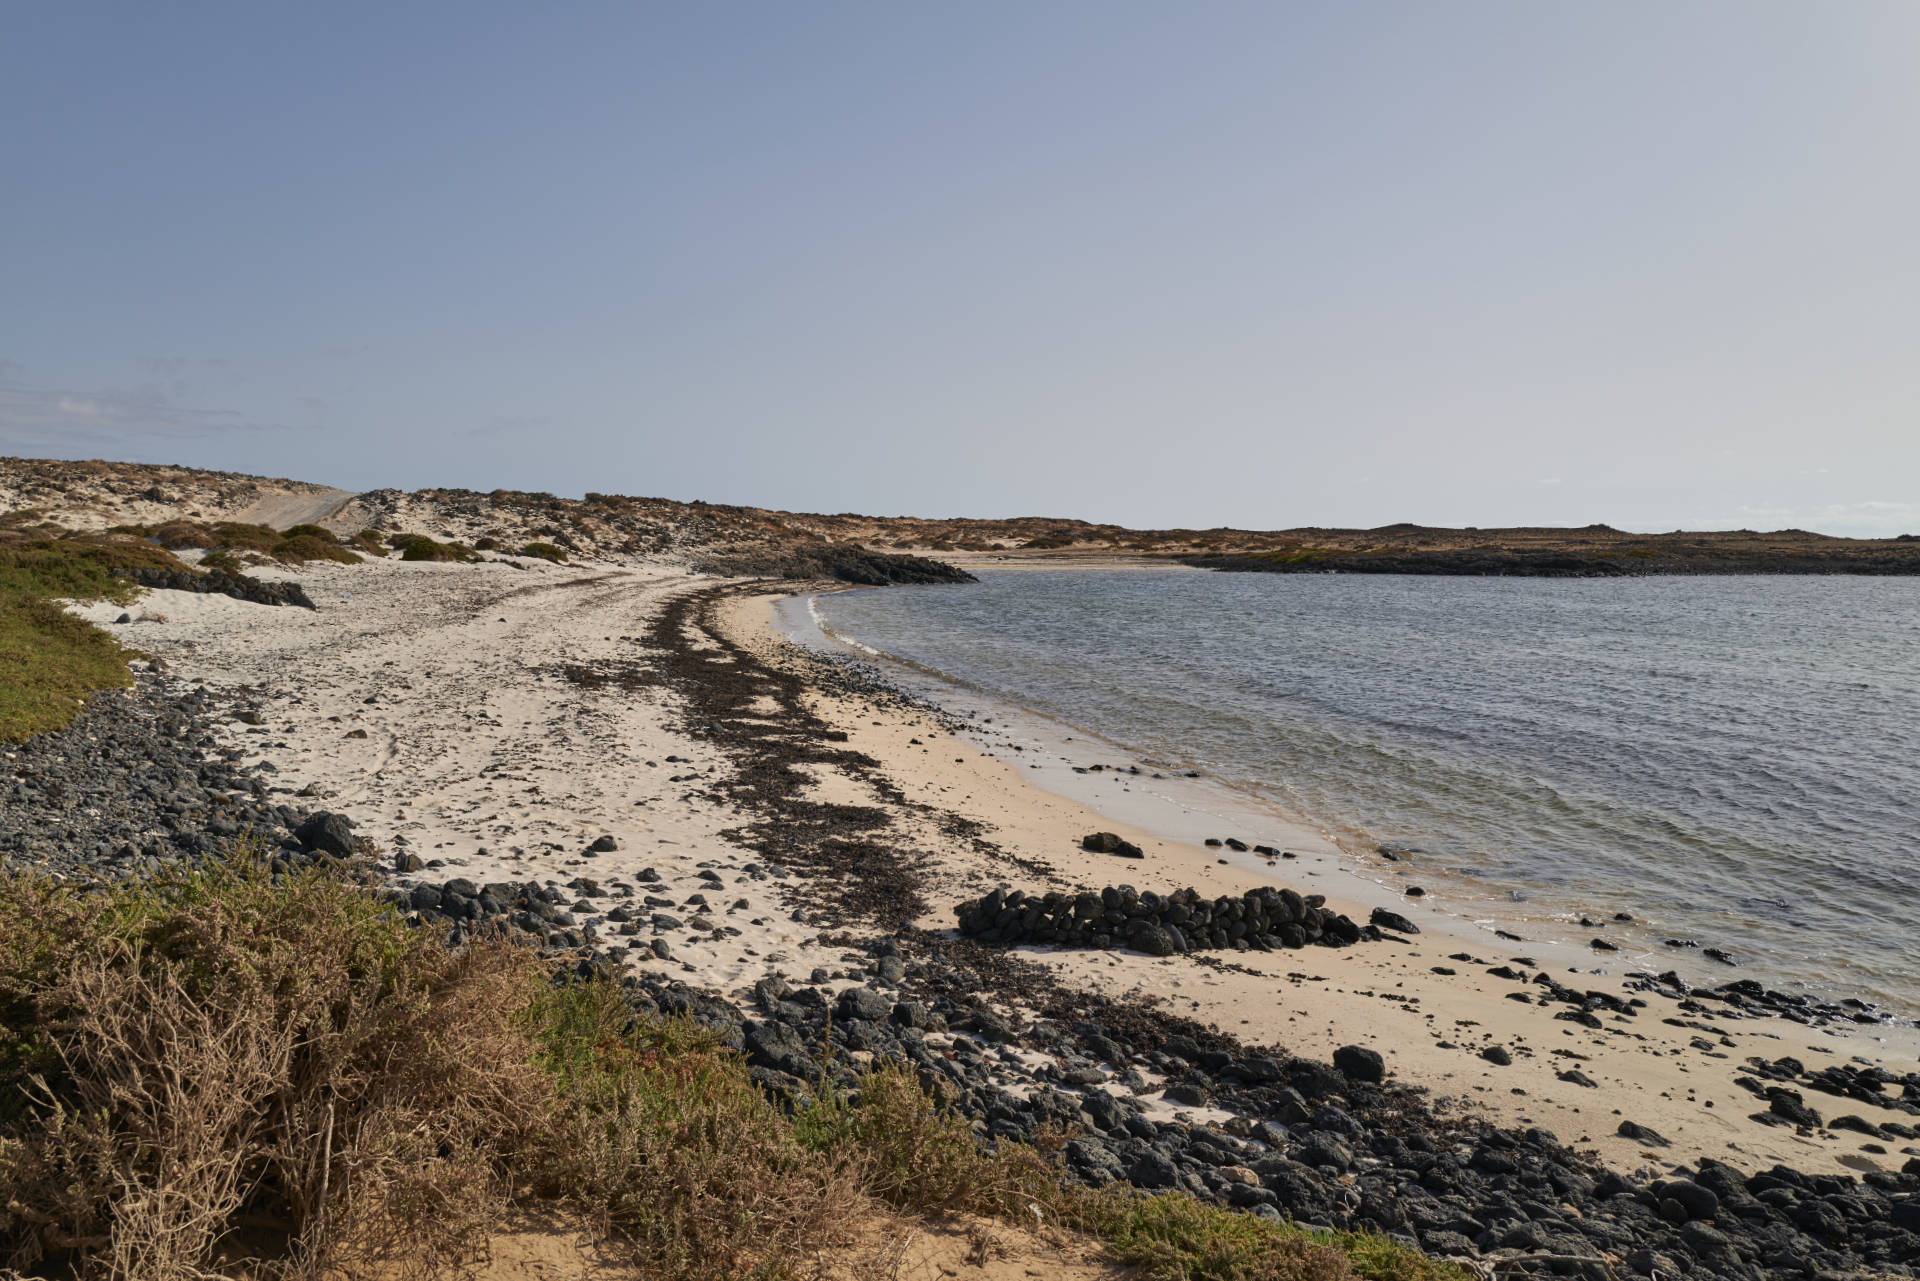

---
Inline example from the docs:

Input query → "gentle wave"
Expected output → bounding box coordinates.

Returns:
[816,569,1920,1015]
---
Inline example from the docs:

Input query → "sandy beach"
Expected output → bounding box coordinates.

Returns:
[67,552,1920,1187]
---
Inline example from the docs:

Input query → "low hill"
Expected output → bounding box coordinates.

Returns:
[5,456,1915,575]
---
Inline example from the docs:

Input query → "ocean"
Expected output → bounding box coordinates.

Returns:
[804,567,1920,1016]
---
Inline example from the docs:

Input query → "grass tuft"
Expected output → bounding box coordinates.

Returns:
[1083,1194,1352,1280]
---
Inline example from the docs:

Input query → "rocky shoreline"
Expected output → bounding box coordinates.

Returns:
[10,587,1920,1280]
[0,676,334,878]
[327,848,1920,1280]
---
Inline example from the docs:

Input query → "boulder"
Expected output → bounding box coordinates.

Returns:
[1333,1045,1386,1084]
[294,811,356,858]
[1368,906,1420,935]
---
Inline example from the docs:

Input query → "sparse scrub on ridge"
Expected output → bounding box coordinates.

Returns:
[0,859,1469,1281]
[521,541,567,563]
[113,519,281,554]
[111,519,367,567]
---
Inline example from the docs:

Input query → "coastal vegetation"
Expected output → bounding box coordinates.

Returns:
[390,532,480,563]
[108,519,365,567]
[0,516,168,740]
[0,856,1468,1281]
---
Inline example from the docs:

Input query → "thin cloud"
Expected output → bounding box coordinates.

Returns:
[0,375,274,449]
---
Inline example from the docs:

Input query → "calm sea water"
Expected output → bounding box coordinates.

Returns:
[816,569,1920,1014]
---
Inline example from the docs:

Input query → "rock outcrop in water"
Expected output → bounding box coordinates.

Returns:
[698,541,976,586]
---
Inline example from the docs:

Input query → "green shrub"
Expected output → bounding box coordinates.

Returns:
[281,523,340,544]
[1076,1193,1352,1280]
[521,542,567,563]
[270,533,362,566]
[473,536,503,551]
[210,522,282,552]
[393,535,478,564]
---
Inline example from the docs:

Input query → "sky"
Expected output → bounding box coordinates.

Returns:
[3,3,1918,536]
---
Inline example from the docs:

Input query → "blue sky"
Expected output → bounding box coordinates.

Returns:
[4,3,1917,534]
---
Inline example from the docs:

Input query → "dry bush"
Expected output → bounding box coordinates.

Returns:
[0,861,870,1281]
[527,979,861,1280]
[0,861,553,1281]
[0,860,1469,1281]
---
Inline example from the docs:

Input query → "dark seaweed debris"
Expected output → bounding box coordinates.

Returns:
[644,585,933,929]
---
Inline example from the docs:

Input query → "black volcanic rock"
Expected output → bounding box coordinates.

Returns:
[1333,1045,1385,1083]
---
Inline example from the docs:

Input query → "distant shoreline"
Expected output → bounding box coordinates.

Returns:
[1179,546,1920,576]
